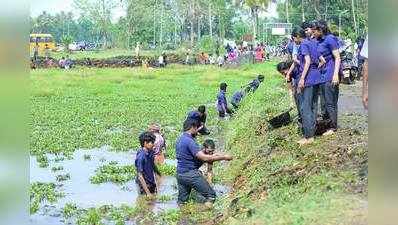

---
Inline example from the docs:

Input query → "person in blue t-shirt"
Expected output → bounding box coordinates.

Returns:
[292,26,323,145]
[313,20,341,136]
[135,132,161,198]
[186,105,210,135]
[217,82,233,118]
[176,119,233,206]
[230,86,250,109]
[248,74,265,93]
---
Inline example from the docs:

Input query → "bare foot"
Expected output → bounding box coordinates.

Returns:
[297,138,314,146]
[204,202,214,210]
[322,129,335,136]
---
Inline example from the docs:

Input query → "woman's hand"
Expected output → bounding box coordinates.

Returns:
[298,78,305,93]
[332,74,339,86]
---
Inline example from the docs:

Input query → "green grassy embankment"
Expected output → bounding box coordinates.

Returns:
[213,69,368,225]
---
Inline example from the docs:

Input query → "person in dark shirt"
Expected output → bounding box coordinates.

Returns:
[135,132,161,198]
[293,26,323,145]
[313,20,341,136]
[230,86,250,109]
[187,105,210,135]
[217,82,233,118]
[176,119,233,206]
[248,74,265,92]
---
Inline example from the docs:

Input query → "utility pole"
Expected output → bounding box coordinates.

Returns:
[153,0,157,47]
[301,0,305,22]
[351,0,358,36]
[208,2,212,39]
[286,0,289,23]
[160,0,164,48]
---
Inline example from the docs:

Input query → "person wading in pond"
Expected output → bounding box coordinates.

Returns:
[148,123,166,164]
[313,20,341,136]
[176,119,233,207]
[199,139,216,184]
[187,105,210,135]
[135,132,161,199]
[292,26,323,145]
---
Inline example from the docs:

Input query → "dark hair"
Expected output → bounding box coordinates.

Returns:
[220,82,228,91]
[183,119,200,131]
[301,21,311,30]
[291,26,306,38]
[139,131,156,147]
[309,20,318,29]
[203,139,215,149]
[313,20,330,35]
[257,74,265,81]
[198,105,206,113]
[276,61,292,73]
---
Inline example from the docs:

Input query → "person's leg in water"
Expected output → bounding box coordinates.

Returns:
[176,172,192,205]
[298,85,317,145]
[322,81,339,135]
[190,170,216,207]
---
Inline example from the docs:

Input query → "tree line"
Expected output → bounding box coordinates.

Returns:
[30,0,367,51]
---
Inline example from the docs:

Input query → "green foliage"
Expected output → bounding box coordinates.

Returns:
[157,163,177,176]
[77,208,103,225]
[197,35,216,53]
[90,163,136,185]
[30,182,64,214]
[61,35,73,51]
[63,203,79,219]
[30,64,268,158]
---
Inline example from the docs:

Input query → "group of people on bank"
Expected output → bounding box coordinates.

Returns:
[276,20,368,145]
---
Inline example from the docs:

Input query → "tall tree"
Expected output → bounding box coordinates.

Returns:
[73,0,118,48]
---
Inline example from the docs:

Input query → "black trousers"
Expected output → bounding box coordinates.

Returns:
[177,170,216,204]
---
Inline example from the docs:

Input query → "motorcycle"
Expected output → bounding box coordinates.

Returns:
[340,45,359,85]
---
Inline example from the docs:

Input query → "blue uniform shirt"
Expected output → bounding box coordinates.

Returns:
[317,34,339,82]
[298,39,322,86]
[135,148,156,186]
[176,132,203,174]
[231,90,244,105]
[217,90,228,112]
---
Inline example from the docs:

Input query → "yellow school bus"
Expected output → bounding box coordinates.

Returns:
[30,34,56,55]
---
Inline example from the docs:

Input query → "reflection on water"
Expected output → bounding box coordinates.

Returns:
[30,146,230,224]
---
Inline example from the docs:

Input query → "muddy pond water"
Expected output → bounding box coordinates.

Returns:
[30,145,230,225]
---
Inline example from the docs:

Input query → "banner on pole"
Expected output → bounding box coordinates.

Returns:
[271,28,286,35]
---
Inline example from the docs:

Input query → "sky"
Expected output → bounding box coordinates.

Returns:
[30,0,278,20]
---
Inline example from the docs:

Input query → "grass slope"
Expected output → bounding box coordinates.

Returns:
[213,71,368,225]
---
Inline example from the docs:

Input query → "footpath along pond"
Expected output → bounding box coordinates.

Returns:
[30,146,231,225]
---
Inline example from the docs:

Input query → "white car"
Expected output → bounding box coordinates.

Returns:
[68,43,79,51]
